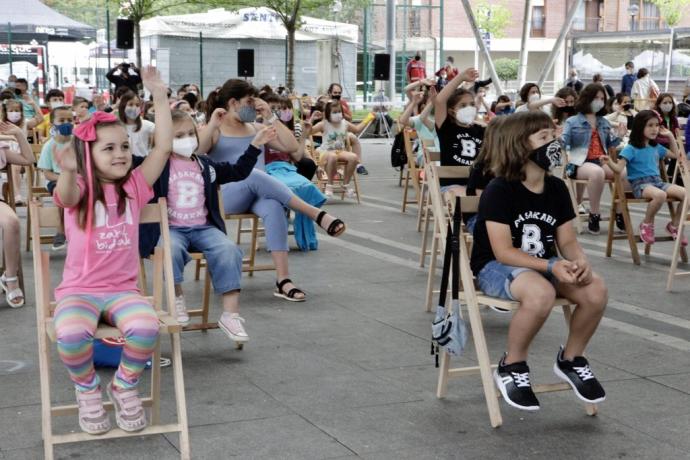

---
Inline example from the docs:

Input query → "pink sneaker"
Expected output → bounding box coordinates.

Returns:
[218,312,249,343]
[75,387,111,435]
[666,222,688,247]
[106,382,147,432]
[639,222,655,244]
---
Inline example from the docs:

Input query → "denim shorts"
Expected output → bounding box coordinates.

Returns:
[630,175,670,199]
[477,260,556,301]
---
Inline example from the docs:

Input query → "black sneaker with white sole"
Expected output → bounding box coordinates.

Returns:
[587,213,601,235]
[493,354,540,411]
[615,213,626,233]
[553,346,606,404]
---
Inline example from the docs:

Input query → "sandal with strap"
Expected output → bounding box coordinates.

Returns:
[0,273,24,308]
[315,210,346,237]
[274,278,306,302]
[75,387,111,435]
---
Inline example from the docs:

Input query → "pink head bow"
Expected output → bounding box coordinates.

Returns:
[72,111,119,270]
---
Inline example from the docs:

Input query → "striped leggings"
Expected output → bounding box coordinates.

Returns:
[54,293,159,392]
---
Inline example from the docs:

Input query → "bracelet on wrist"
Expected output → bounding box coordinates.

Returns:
[546,257,560,275]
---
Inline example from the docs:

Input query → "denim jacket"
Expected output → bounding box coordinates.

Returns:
[561,113,621,165]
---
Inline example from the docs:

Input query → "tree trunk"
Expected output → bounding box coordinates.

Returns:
[286,25,296,91]
[135,20,142,69]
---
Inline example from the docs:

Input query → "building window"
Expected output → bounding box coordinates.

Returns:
[640,1,662,30]
[409,9,421,37]
[531,6,545,37]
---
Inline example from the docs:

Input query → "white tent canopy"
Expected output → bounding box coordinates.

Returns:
[140,7,358,44]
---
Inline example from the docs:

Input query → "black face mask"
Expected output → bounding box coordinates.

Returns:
[623,103,633,111]
[562,106,575,115]
[529,140,562,172]
[331,94,341,101]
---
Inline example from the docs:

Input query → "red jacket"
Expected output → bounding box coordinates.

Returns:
[407,59,426,82]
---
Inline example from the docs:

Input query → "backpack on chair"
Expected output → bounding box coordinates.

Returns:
[431,197,468,365]
[390,130,407,169]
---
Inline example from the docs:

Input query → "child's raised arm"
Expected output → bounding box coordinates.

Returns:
[53,143,80,208]
[138,66,172,186]
[0,121,34,165]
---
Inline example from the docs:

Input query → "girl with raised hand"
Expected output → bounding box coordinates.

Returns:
[471,110,608,412]
[51,66,172,435]
[199,79,346,302]
[433,66,484,197]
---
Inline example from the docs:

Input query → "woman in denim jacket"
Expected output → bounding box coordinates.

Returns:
[563,84,627,234]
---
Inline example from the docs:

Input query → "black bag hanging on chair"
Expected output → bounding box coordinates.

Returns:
[431,197,468,366]
[390,130,407,168]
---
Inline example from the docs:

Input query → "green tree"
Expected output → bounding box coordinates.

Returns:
[651,0,690,27]
[473,0,512,38]
[494,58,518,84]
[206,0,371,90]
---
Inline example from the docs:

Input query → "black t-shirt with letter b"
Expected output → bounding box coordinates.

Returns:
[470,175,576,276]
[436,118,485,187]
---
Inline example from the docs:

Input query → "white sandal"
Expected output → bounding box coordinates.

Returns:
[0,273,24,308]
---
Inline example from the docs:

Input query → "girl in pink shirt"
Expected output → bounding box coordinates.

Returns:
[51,67,172,435]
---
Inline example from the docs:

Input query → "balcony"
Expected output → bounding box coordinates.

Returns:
[572,17,603,33]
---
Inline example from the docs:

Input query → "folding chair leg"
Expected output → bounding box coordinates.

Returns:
[425,224,439,312]
[202,268,212,323]
[402,169,410,212]
[248,218,258,276]
[354,173,362,204]
[416,182,427,232]
[170,332,191,460]
[436,349,451,398]
[235,218,243,245]
[150,339,162,425]
[25,209,31,252]
[139,258,148,296]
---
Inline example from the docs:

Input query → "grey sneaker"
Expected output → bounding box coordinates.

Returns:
[75,387,111,435]
[52,233,66,251]
[106,382,147,432]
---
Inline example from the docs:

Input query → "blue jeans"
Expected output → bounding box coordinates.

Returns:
[169,226,243,294]
[477,260,556,301]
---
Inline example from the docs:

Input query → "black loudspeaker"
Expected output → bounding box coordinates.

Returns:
[116,19,134,49]
[374,54,391,81]
[238,49,255,77]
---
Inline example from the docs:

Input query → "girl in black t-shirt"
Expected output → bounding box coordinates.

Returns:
[470,110,608,413]
[434,67,485,195]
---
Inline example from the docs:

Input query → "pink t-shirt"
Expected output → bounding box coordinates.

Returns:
[54,167,154,300]
[167,156,207,227]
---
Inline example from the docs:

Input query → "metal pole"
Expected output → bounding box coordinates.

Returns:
[439,0,444,65]
[664,28,674,92]
[106,5,112,93]
[7,22,13,75]
[385,0,396,101]
[459,0,503,95]
[199,31,204,96]
[518,0,533,87]
[402,0,407,101]
[537,0,583,87]
[363,6,369,102]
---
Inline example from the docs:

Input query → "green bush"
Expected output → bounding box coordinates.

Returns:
[494,58,519,83]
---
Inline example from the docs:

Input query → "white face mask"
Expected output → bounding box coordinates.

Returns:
[7,112,22,123]
[528,93,541,103]
[125,106,140,120]
[330,112,343,123]
[590,100,605,113]
[50,101,64,109]
[455,106,477,125]
[660,102,673,113]
[173,136,198,158]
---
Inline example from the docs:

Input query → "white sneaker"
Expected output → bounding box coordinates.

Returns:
[325,184,334,198]
[345,184,356,199]
[174,295,190,326]
[218,312,249,343]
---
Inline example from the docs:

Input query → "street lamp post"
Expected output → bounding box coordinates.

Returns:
[628,4,639,32]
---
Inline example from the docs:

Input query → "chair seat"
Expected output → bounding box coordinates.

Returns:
[45,311,181,342]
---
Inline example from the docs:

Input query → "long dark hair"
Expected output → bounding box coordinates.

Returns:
[117,91,142,132]
[206,79,258,120]
[73,121,132,230]
[574,83,606,115]
[629,110,660,149]
[552,87,577,123]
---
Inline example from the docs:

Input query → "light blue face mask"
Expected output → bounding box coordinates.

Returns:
[237,104,257,123]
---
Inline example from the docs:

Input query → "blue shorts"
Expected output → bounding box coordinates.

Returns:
[477,260,556,301]
[630,175,670,198]
[46,180,57,195]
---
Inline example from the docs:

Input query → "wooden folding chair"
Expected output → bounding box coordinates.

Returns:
[605,149,687,265]
[26,163,53,251]
[416,139,436,233]
[401,128,422,213]
[423,164,470,310]
[30,199,191,460]
[667,154,690,290]
[435,195,598,428]
[418,146,441,267]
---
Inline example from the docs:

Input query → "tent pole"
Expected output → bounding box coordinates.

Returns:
[664,28,674,92]
[385,0,396,102]
[8,22,13,76]
[458,0,503,95]
[363,5,370,103]
[106,5,112,94]
[518,0,533,87]
[199,31,204,97]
